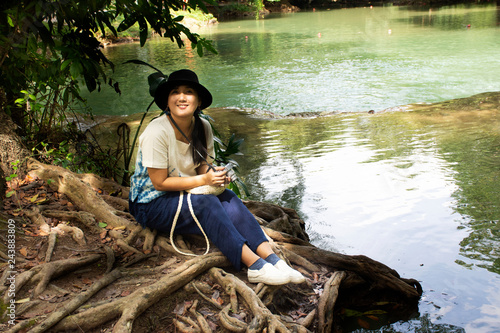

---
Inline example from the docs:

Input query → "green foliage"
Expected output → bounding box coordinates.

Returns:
[172,9,216,23]
[32,139,122,178]
[5,160,20,183]
[5,160,20,198]
[0,0,217,151]
[201,113,249,197]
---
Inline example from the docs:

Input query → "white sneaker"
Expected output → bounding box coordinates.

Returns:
[248,263,291,285]
[274,260,306,284]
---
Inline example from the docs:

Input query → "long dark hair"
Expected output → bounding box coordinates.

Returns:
[191,109,208,166]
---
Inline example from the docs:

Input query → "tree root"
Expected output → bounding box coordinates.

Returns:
[45,232,57,262]
[173,315,201,333]
[28,159,135,230]
[189,300,213,333]
[1,160,423,332]
[29,269,122,333]
[219,304,246,332]
[281,243,422,301]
[50,252,230,332]
[317,271,346,333]
[189,281,223,310]
[24,206,86,261]
[41,209,100,233]
[209,267,293,333]
[52,223,86,246]
[3,253,102,304]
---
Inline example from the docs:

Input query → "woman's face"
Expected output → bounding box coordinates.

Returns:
[167,85,201,119]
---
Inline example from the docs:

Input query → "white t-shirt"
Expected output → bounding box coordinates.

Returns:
[140,114,214,176]
[129,114,214,203]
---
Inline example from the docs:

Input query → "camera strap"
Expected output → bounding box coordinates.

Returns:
[165,110,218,172]
[165,110,228,257]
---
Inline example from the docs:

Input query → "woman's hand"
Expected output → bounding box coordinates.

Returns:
[204,166,228,187]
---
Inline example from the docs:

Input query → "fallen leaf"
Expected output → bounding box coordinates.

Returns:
[38,229,49,236]
[121,290,131,297]
[100,229,108,239]
[207,319,218,331]
[122,251,135,258]
[16,298,31,304]
[82,278,93,285]
[35,197,49,204]
[173,302,185,315]
[19,247,28,257]
[357,318,370,329]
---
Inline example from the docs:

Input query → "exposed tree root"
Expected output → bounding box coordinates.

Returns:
[28,159,135,230]
[209,267,295,332]
[0,160,423,332]
[280,243,422,301]
[190,300,213,333]
[3,253,101,303]
[50,252,230,332]
[317,271,346,333]
[41,209,100,233]
[28,269,123,333]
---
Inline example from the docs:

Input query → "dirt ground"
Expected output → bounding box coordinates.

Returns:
[1,173,326,332]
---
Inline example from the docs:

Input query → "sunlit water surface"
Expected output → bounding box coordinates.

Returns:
[83,4,500,116]
[83,4,500,332]
[203,105,500,333]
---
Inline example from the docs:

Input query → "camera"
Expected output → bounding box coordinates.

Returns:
[223,162,238,182]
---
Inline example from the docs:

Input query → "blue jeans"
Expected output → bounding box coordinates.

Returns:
[129,190,268,270]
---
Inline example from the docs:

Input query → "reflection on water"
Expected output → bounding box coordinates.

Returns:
[82,3,500,331]
[83,4,500,116]
[204,97,500,332]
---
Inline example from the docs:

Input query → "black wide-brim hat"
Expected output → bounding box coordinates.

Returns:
[152,69,213,111]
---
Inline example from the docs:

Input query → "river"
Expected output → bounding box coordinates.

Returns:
[83,4,500,332]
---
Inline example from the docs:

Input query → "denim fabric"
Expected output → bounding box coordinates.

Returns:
[129,189,267,271]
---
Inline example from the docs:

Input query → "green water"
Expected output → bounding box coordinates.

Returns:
[83,4,500,332]
[84,4,500,116]
[202,95,500,332]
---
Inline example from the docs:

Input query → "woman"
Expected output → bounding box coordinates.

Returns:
[129,69,305,285]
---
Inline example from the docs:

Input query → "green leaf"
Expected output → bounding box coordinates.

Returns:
[84,74,97,92]
[61,59,72,71]
[363,309,387,315]
[343,308,364,317]
[138,17,148,47]
[98,222,108,228]
[7,15,14,27]
[70,61,83,79]
[117,13,139,32]
[6,174,18,181]
[101,13,118,36]
[196,42,203,57]
[6,190,16,198]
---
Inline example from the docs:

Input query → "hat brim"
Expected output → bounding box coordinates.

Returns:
[154,80,212,111]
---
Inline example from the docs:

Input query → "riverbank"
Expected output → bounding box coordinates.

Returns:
[208,0,493,18]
